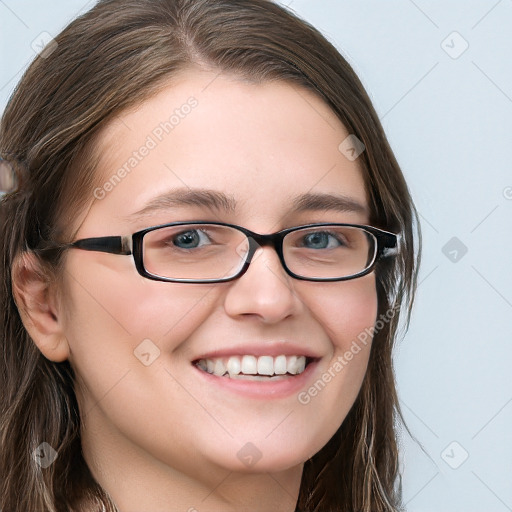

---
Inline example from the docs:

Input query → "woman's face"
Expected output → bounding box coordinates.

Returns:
[60,69,377,480]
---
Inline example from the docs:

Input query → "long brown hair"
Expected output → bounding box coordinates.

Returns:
[0,1,420,510]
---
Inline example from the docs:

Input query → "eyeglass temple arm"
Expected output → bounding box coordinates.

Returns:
[70,236,132,255]
[379,231,400,257]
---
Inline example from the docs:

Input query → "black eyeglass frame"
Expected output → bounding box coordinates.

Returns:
[67,221,399,283]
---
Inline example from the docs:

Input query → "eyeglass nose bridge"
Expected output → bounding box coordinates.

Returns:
[235,230,287,270]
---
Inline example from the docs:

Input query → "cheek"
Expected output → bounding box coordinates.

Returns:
[292,275,377,444]
[302,274,378,352]
[59,255,221,402]
[61,252,220,341]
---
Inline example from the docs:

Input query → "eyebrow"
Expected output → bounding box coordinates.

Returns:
[291,192,368,215]
[128,188,367,219]
[128,188,238,218]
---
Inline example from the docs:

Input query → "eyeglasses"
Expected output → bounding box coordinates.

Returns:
[66,221,399,283]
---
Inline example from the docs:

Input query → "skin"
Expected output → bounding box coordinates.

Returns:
[16,69,377,512]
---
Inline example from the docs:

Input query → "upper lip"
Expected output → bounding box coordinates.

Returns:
[192,342,322,362]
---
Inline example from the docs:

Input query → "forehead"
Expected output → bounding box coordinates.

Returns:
[88,69,368,230]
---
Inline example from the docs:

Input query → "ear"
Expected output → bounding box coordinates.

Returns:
[11,252,69,362]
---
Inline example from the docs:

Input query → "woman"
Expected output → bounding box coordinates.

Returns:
[0,0,420,510]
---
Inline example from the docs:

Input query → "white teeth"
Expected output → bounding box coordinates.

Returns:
[287,355,305,375]
[274,355,287,375]
[196,355,309,378]
[214,358,227,376]
[241,355,257,375]
[257,356,274,376]
[226,356,241,377]
[287,355,299,374]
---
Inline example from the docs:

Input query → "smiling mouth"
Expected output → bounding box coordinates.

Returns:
[194,354,316,380]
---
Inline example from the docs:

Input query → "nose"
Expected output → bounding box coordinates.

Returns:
[223,244,304,324]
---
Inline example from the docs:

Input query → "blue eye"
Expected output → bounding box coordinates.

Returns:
[302,231,342,249]
[173,230,210,249]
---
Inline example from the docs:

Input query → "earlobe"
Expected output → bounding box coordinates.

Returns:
[11,252,69,362]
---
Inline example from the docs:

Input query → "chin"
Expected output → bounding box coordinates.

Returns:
[202,438,314,475]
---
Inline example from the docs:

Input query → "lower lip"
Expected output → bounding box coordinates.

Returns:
[192,360,320,399]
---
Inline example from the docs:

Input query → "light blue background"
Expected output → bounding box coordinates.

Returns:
[1,1,511,511]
